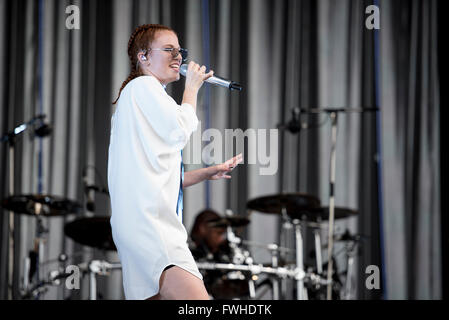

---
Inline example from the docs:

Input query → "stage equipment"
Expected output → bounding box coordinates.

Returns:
[247,193,321,300]
[1,195,82,217]
[277,107,378,299]
[64,216,115,251]
[180,64,242,91]
[207,216,250,228]
[1,114,52,299]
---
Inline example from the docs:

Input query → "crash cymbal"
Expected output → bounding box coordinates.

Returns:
[288,206,358,222]
[246,193,321,216]
[207,216,250,228]
[64,217,116,251]
[1,194,82,217]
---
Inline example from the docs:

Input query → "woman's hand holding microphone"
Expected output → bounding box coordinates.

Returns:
[182,61,214,111]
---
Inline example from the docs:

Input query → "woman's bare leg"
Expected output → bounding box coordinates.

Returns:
[155,266,209,300]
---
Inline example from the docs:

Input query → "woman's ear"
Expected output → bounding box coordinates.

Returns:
[137,52,148,65]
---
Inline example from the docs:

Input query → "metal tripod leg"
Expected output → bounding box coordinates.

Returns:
[270,246,280,300]
[314,229,323,274]
[89,261,97,300]
[294,220,306,300]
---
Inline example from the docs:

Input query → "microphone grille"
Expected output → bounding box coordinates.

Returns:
[180,64,188,76]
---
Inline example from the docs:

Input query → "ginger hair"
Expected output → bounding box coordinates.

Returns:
[112,24,176,104]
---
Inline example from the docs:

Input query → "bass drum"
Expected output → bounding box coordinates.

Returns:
[207,270,250,300]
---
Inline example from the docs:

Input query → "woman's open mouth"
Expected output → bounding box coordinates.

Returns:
[170,63,180,72]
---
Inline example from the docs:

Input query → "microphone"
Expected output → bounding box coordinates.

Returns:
[180,64,242,91]
[286,107,302,133]
[34,123,52,137]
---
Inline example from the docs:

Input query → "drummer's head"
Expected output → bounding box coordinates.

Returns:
[191,209,226,253]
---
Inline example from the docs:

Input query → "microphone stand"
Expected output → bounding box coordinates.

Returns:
[1,114,50,299]
[278,107,378,300]
[301,107,378,299]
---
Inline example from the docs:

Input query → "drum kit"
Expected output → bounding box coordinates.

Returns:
[194,193,361,300]
[1,191,361,300]
[0,193,117,299]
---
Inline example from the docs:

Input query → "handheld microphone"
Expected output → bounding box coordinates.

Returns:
[180,64,242,91]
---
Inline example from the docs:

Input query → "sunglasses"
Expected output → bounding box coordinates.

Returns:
[148,47,188,62]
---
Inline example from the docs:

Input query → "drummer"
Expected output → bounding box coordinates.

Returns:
[189,209,231,262]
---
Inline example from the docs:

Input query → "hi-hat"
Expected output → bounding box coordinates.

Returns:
[1,194,82,217]
[64,216,116,251]
[207,216,250,228]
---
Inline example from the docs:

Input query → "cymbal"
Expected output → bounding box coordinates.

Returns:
[207,216,250,228]
[64,217,116,251]
[246,193,321,216]
[1,194,82,217]
[288,206,358,222]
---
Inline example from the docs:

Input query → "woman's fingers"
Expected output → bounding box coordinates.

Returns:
[204,70,214,81]
[227,153,243,171]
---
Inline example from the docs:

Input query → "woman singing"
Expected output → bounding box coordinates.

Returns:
[108,24,242,300]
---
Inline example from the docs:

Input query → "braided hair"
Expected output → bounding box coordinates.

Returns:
[112,24,176,104]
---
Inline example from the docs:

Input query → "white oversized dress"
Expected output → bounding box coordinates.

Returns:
[107,75,202,300]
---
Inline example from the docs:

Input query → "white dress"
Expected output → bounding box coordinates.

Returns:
[107,75,202,300]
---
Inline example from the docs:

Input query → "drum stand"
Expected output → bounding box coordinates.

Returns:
[292,219,308,300]
[225,225,257,299]
[267,244,280,300]
[1,114,50,299]
[343,240,358,299]
[86,260,121,300]
[313,228,323,275]
[299,107,378,299]
[279,207,308,300]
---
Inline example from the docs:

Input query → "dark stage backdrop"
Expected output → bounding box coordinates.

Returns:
[0,0,440,299]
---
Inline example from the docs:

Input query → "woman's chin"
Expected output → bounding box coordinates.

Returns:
[169,74,181,83]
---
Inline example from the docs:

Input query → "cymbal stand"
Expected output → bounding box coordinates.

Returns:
[267,243,280,300]
[293,219,307,300]
[32,205,48,298]
[225,225,257,299]
[1,114,50,299]
[313,227,323,275]
[298,107,378,299]
[7,138,15,299]
[325,112,338,300]
[87,260,122,300]
[226,226,244,264]
[240,240,294,299]
[279,206,293,299]
[343,240,358,300]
